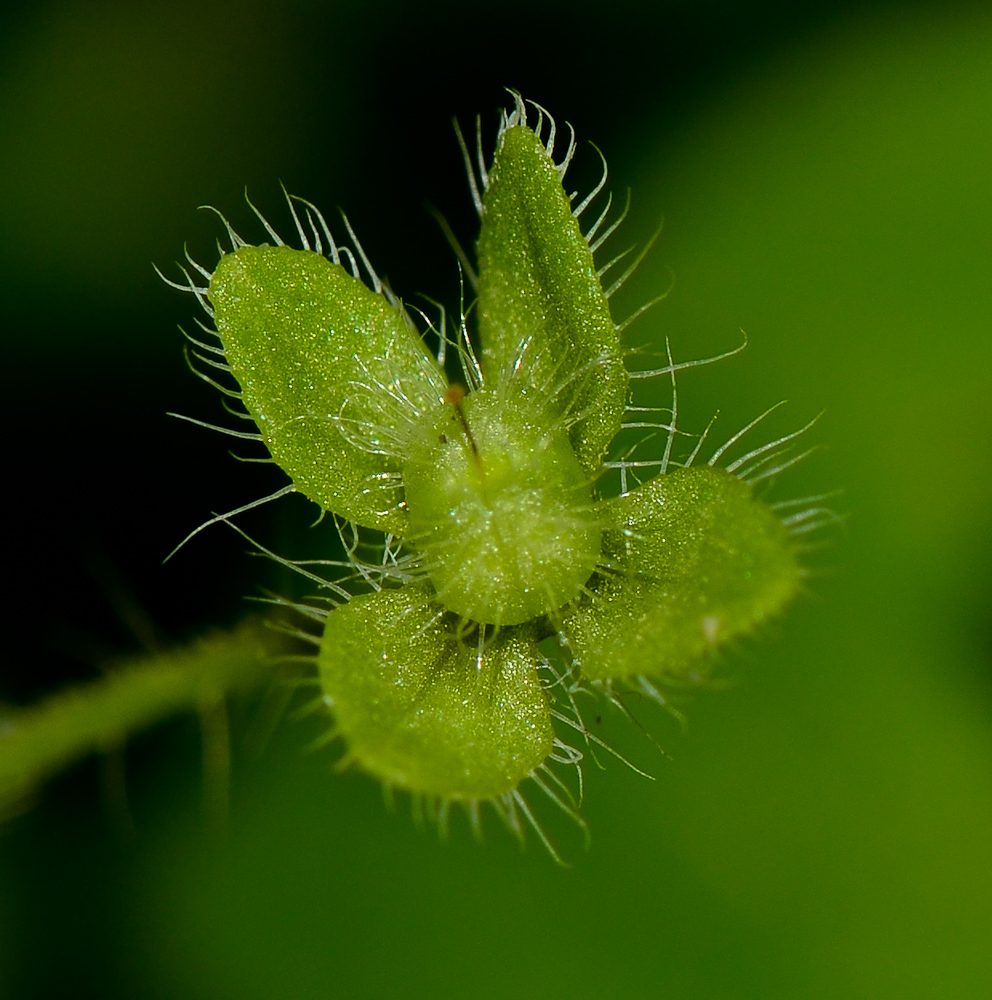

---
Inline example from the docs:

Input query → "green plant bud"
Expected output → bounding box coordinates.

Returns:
[477,124,628,473]
[563,467,801,680]
[209,245,447,534]
[318,586,553,799]
[403,386,602,626]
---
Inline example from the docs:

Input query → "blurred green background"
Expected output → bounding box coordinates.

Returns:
[2,1,991,997]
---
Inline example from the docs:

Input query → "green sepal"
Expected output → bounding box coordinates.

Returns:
[318,586,553,799]
[209,245,447,534]
[562,467,801,681]
[477,124,628,473]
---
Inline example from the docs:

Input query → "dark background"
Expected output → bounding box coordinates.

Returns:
[2,1,991,997]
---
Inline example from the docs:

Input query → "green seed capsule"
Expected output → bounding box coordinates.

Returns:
[403,387,602,626]
[167,95,819,842]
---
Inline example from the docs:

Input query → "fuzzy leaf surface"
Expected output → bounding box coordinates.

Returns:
[564,467,801,680]
[209,246,447,534]
[477,125,627,473]
[319,587,553,799]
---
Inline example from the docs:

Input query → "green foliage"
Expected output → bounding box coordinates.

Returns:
[1,93,817,845]
[319,586,552,800]
[211,244,447,535]
[476,122,626,472]
[202,94,810,824]
[564,467,802,681]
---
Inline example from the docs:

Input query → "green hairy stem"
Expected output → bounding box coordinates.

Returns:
[0,621,284,816]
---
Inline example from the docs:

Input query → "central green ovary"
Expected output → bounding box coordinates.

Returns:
[403,388,602,626]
